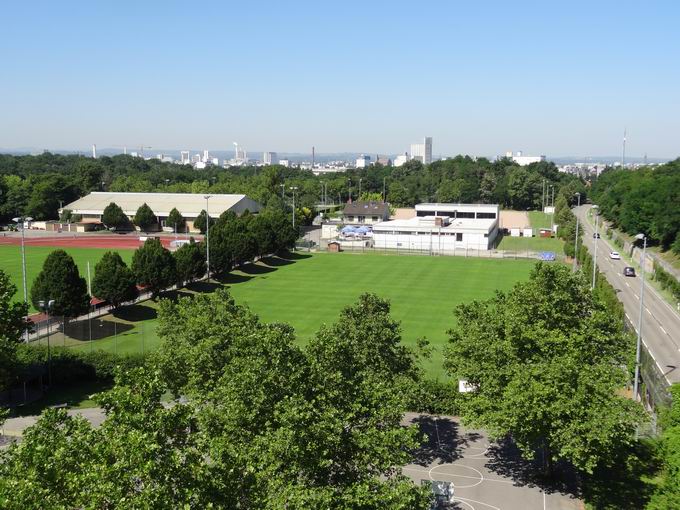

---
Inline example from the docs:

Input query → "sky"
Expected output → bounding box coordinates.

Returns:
[1,1,679,159]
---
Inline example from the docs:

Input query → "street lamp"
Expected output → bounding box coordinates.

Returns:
[383,177,387,202]
[280,183,285,200]
[12,216,33,342]
[289,186,298,229]
[633,233,647,404]
[38,299,55,386]
[359,178,363,199]
[572,192,581,272]
[591,205,599,290]
[347,179,352,203]
[204,195,212,280]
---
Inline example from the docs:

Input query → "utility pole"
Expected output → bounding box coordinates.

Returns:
[383,177,386,202]
[622,128,627,168]
[204,195,212,280]
[592,206,599,290]
[573,193,581,272]
[289,186,298,229]
[633,234,647,407]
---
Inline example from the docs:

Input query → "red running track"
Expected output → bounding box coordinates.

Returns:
[0,234,178,250]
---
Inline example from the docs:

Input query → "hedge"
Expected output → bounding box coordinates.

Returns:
[14,344,146,385]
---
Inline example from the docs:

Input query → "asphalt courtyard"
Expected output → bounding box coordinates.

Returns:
[402,413,581,510]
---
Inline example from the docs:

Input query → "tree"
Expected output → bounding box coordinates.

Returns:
[209,216,256,273]
[648,384,680,509]
[131,239,176,297]
[193,209,214,235]
[444,263,644,474]
[133,203,157,232]
[101,202,129,230]
[0,369,211,508]
[91,251,138,308]
[166,207,185,233]
[0,270,29,391]
[173,239,206,287]
[30,250,89,319]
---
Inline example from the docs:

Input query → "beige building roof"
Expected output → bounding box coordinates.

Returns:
[62,192,261,218]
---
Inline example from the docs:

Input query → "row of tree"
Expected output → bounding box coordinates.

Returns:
[1,152,585,224]
[590,158,680,253]
[30,208,298,319]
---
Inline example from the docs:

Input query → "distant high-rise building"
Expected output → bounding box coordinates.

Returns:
[410,137,432,164]
[355,154,371,168]
[263,151,278,165]
[180,151,190,164]
[202,149,210,163]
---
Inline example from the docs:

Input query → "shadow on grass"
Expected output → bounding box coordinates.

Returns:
[158,289,194,302]
[9,380,112,417]
[112,304,157,322]
[186,280,223,293]
[215,272,253,285]
[63,318,135,341]
[240,262,277,275]
[279,251,312,261]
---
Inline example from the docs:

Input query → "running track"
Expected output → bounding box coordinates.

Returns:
[0,234,182,250]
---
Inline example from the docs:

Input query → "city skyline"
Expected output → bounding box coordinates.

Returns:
[1,1,679,158]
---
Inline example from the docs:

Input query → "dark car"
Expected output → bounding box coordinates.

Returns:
[593,232,601,239]
[623,266,636,277]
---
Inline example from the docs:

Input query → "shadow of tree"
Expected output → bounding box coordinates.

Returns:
[279,251,312,261]
[63,318,135,341]
[484,437,579,497]
[215,273,253,285]
[240,263,277,275]
[260,256,296,267]
[186,280,223,293]
[112,304,157,322]
[409,415,483,466]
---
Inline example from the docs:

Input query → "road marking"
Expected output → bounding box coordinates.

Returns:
[625,281,631,288]
[646,308,652,316]
[660,326,667,335]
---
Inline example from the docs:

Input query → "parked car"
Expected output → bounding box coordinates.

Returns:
[609,251,621,260]
[623,266,636,277]
[593,232,601,239]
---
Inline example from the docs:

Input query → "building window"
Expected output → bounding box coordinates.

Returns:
[456,233,463,242]
[477,212,497,219]
[358,216,365,223]
[372,216,378,221]
[347,215,354,222]
[456,212,475,219]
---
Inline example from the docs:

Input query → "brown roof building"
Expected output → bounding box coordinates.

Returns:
[342,201,390,225]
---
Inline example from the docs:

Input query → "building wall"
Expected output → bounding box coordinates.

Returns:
[373,229,494,251]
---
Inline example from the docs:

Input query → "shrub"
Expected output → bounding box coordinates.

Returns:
[406,379,461,416]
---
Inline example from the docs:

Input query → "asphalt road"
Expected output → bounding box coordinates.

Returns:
[575,205,680,386]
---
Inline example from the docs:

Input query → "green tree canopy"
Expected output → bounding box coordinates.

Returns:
[30,250,89,319]
[445,262,644,474]
[133,203,156,232]
[193,209,214,235]
[173,239,206,287]
[0,270,29,391]
[101,202,129,230]
[131,239,176,297]
[166,207,185,232]
[91,251,138,308]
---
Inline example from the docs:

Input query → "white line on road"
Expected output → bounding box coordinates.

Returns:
[660,326,667,335]
[625,281,631,288]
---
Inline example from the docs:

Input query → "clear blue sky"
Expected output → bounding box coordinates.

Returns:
[1,1,679,158]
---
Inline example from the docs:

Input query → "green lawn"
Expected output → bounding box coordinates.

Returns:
[39,252,537,379]
[528,211,554,230]
[0,245,134,311]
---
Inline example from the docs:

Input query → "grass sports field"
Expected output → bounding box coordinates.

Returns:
[0,245,134,310]
[2,244,537,378]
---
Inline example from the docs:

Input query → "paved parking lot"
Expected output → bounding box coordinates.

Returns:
[402,413,581,510]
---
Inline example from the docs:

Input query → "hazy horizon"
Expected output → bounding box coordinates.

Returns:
[1,1,679,159]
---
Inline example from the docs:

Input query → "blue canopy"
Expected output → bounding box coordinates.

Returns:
[341,225,358,233]
[355,226,370,234]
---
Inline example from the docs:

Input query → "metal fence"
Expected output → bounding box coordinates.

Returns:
[314,239,565,262]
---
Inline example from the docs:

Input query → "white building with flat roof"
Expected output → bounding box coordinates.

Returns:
[356,154,371,168]
[410,137,432,165]
[506,151,546,166]
[372,203,499,252]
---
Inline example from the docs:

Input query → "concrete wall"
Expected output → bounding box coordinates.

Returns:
[373,230,493,251]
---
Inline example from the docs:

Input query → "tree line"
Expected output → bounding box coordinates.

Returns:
[28,208,297,322]
[0,153,584,226]
[590,158,680,253]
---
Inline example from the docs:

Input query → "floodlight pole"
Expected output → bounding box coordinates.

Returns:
[13,216,31,342]
[592,206,599,290]
[572,193,581,272]
[290,186,298,228]
[204,195,212,281]
[633,234,647,404]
